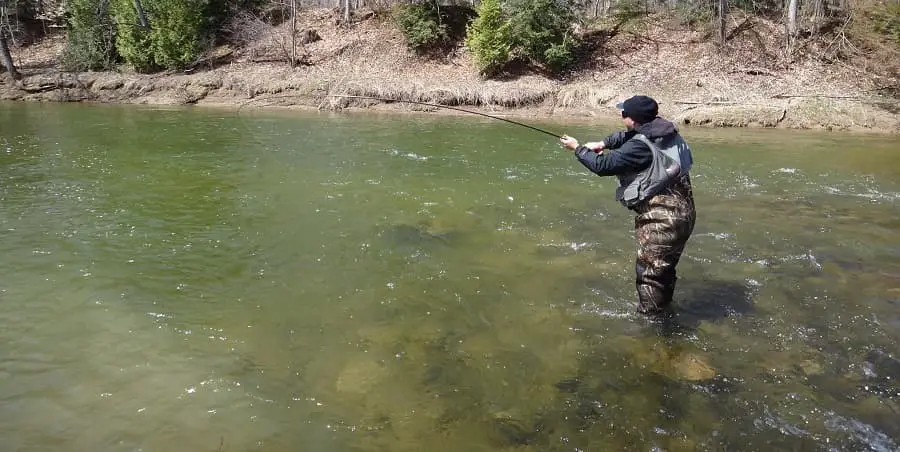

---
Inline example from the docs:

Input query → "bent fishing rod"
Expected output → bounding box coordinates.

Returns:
[237,93,563,139]
[329,95,563,139]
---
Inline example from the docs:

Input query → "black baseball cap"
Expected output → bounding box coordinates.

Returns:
[616,95,659,123]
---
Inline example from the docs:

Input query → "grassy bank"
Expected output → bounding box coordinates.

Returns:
[1,8,898,133]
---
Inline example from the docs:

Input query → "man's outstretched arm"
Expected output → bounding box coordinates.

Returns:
[580,130,636,152]
[573,144,651,176]
[559,133,652,176]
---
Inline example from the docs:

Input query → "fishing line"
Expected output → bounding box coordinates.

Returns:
[328,95,563,139]
[236,94,563,139]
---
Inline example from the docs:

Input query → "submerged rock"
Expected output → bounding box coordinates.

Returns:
[378,223,453,246]
[489,414,540,447]
[798,359,825,376]
[612,335,718,382]
[672,352,717,381]
[336,358,388,394]
[421,211,484,237]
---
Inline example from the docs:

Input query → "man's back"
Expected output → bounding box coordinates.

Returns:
[573,116,693,210]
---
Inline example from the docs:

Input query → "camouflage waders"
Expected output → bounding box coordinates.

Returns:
[632,173,696,314]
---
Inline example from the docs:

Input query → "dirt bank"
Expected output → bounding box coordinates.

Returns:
[1,9,898,134]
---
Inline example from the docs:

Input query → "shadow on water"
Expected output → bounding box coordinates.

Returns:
[569,272,758,339]
[651,276,758,337]
[376,223,459,248]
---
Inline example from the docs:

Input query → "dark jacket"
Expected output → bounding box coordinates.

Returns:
[573,117,679,177]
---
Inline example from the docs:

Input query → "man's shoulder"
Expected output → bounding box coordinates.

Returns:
[619,134,653,153]
[637,131,689,148]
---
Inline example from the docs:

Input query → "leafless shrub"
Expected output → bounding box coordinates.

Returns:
[223,7,311,66]
[224,10,275,48]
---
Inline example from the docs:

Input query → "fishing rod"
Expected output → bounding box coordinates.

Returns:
[328,95,563,139]
[236,93,563,139]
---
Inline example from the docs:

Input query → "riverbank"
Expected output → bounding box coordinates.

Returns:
[2,8,898,133]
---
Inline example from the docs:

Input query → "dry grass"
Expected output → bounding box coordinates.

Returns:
[555,85,620,109]
[329,79,556,107]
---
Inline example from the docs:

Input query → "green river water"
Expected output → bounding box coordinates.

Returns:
[1,101,899,451]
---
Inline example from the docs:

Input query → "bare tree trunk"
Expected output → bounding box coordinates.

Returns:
[0,33,18,80]
[810,0,823,32]
[290,0,296,68]
[717,0,728,45]
[343,0,350,23]
[0,2,19,80]
[786,0,798,53]
[133,0,150,29]
[787,0,798,36]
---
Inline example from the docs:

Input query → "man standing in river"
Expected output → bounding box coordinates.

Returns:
[558,95,696,315]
